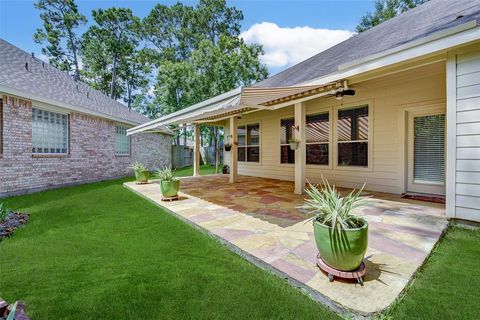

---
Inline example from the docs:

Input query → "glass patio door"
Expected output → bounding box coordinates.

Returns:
[407,108,446,195]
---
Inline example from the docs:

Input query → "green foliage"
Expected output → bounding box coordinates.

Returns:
[129,161,147,173]
[142,0,268,119]
[81,7,142,100]
[156,166,178,182]
[6,301,17,320]
[0,202,10,221]
[300,178,366,232]
[33,0,87,80]
[356,0,428,32]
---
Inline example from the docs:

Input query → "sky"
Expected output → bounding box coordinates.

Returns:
[0,0,375,75]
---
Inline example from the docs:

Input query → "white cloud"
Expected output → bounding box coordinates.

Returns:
[241,22,354,69]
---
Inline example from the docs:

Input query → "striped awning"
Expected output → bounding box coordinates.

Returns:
[128,81,345,135]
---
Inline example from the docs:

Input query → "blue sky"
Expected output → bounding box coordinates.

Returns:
[0,0,375,75]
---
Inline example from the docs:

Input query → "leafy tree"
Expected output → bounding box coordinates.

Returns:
[356,0,428,32]
[81,8,140,99]
[34,0,87,80]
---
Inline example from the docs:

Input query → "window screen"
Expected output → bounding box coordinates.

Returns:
[238,123,260,162]
[280,118,295,164]
[306,112,329,165]
[32,108,69,154]
[116,125,130,155]
[337,105,368,167]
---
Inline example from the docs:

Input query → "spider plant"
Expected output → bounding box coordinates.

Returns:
[0,202,10,221]
[300,177,367,233]
[157,166,178,182]
[129,161,148,172]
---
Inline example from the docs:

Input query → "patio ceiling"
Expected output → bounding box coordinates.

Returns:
[127,81,343,135]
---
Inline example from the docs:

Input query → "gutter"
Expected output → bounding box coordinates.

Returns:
[0,83,148,127]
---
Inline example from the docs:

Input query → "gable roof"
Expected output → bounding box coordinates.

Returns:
[0,38,170,130]
[255,0,480,88]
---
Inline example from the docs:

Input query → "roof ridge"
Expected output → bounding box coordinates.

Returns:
[0,37,150,124]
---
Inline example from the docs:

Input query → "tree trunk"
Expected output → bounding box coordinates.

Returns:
[110,53,118,99]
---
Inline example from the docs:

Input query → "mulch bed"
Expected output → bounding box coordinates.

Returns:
[0,212,29,241]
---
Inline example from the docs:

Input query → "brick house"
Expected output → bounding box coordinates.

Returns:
[0,39,173,197]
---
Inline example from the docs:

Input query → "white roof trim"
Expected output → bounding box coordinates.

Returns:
[304,20,480,86]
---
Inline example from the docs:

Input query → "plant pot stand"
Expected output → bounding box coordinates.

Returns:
[161,195,179,202]
[316,253,366,286]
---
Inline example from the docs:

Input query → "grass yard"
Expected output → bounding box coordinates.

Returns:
[0,166,479,319]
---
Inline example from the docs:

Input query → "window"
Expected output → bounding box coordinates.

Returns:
[116,125,130,155]
[32,108,69,154]
[337,105,368,167]
[280,118,295,164]
[237,123,259,162]
[306,112,329,165]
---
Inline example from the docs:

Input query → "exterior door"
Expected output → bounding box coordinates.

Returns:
[407,107,446,195]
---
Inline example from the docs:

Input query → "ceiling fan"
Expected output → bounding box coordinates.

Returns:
[324,81,356,100]
[327,88,356,100]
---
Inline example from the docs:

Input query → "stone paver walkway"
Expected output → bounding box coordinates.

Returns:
[124,175,448,317]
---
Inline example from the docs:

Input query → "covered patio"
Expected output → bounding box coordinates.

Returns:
[124,174,447,317]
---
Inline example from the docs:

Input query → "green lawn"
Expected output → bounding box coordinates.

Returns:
[0,166,479,319]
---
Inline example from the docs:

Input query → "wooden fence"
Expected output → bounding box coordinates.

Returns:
[172,145,223,169]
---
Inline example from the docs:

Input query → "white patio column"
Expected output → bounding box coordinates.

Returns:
[193,123,200,177]
[294,102,306,194]
[229,116,238,183]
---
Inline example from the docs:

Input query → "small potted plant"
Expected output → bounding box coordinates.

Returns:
[300,178,368,271]
[222,164,230,174]
[289,138,300,150]
[157,166,180,198]
[130,161,149,184]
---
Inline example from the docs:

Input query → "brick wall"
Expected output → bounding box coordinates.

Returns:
[0,95,172,197]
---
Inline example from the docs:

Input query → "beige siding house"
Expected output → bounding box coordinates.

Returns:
[129,0,480,222]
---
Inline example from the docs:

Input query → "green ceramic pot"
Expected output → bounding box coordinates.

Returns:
[313,218,368,271]
[134,170,149,184]
[160,180,180,197]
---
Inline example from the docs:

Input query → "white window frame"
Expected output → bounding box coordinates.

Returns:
[333,101,374,172]
[32,107,69,155]
[305,110,331,167]
[115,124,131,156]
[237,122,261,164]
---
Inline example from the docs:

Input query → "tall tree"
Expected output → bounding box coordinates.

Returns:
[356,0,428,33]
[82,8,140,99]
[34,0,86,80]
[142,0,268,117]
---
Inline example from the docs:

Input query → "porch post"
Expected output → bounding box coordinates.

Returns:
[229,116,238,183]
[294,102,306,194]
[193,123,200,177]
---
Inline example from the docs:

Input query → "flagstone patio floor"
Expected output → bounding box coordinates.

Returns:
[124,175,448,317]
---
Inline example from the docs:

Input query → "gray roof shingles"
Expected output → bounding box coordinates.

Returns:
[255,0,480,88]
[0,38,150,125]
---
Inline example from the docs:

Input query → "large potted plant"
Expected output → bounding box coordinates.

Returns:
[301,178,368,271]
[130,161,149,184]
[157,166,180,198]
